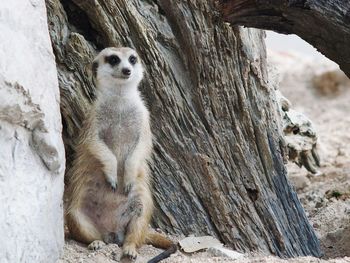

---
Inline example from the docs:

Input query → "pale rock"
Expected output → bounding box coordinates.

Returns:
[0,1,65,263]
[207,245,245,260]
[179,236,222,253]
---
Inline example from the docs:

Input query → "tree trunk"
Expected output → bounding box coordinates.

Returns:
[218,0,350,78]
[46,0,321,257]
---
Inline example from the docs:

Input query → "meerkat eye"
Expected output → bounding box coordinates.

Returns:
[106,55,120,66]
[129,55,137,65]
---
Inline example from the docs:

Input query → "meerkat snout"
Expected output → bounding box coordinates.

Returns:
[122,68,131,77]
[92,47,143,86]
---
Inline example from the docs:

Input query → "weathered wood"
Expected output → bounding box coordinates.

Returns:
[217,0,350,78]
[46,0,321,257]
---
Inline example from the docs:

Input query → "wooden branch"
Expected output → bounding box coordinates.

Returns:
[218,0,350,77]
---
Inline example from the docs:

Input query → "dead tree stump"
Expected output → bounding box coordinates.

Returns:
[46,0,322,257]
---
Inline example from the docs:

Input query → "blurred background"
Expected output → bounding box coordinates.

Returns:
[265,30,350,259]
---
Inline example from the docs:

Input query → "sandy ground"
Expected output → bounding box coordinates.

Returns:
[59,52,350,262]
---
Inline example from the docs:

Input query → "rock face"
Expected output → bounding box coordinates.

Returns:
[0,1,65,262]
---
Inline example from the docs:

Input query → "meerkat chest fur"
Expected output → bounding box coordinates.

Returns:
[88,47,152,194]
[95,88,146,161]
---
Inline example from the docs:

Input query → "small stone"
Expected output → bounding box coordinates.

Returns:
[315,201,323,208]
[179,236,221,253]
[207,245,245,260]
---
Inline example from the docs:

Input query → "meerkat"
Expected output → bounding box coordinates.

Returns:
[65,47,176,261]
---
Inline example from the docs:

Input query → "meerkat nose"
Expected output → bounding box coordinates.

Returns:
[122,68,131,76]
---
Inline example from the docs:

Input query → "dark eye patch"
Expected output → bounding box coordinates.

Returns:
[129,55,137,65]
[105,55,121,66]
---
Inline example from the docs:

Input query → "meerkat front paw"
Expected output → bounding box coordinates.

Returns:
[106,176,117,192]
[123,181,134,195]
[122,244,138,260]
[88,240,106,251]
[102,161,118,191]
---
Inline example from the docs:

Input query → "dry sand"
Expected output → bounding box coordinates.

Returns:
[59,52,350,263]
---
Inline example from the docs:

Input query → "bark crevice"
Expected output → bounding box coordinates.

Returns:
[61,0,103,50]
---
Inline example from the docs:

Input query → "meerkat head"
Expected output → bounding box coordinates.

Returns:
[92,47,143,87]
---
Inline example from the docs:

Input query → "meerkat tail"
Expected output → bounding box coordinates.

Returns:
[146,232,177,263]
[145,232,173,249]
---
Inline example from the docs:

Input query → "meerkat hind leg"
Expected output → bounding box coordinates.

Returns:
[102,196,143,248]
[120,197,144,259]
[122,216,147,260]
[122,193,152,259]
[121,209,147,259]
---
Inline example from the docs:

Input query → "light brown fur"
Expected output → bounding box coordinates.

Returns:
[65,47,173,260]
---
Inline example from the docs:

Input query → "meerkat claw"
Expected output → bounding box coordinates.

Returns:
[122,243,138,260]
[110,183,117,192]
[88,240,106,251]
[123,183,133,195]
[106,178,117,192]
